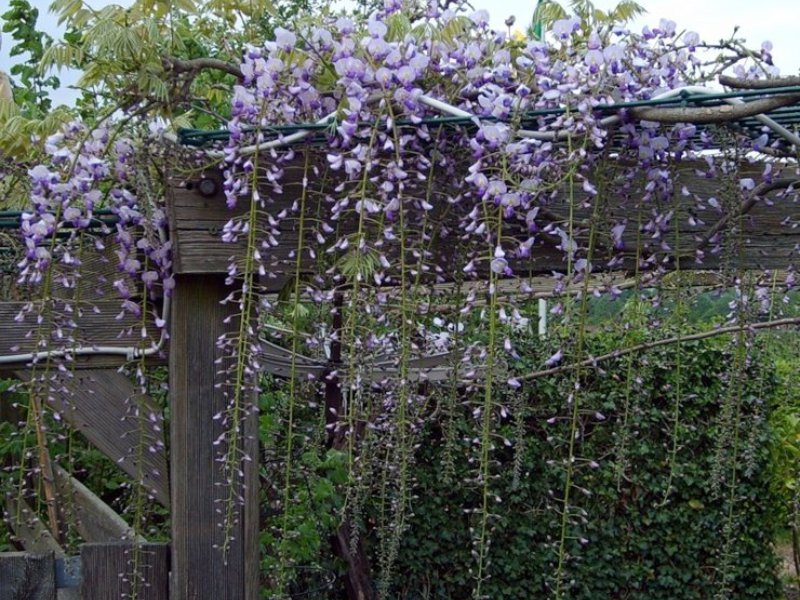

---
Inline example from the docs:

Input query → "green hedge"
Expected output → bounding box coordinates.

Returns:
[389,333,782,599]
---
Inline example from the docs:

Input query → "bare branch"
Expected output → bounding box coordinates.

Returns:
[719,74,800,89]
[695,177,800,253]
[630,93,800,124]
[520,316,800,381]
[163,57,243,81]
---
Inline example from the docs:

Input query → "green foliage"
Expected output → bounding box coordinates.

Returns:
[770,351,800,510]
[1,0,60,115]
[528,0,645,39]
[385,331,782,599]
[258,382,343,596]
[766,332,800,587]
[253,307,788,599]
[40,0,330,117]
[0,0,71,169]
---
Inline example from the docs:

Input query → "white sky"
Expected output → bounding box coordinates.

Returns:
[1,0,798,107]
[492,0,800,76]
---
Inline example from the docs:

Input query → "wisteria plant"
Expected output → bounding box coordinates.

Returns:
[3,0,800,598]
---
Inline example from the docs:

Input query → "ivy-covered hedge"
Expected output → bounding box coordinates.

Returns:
[389,333,782,599]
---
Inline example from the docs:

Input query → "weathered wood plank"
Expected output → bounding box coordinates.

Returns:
[53,465,143,544]
[51,241,122,303]
[167,158,800,278]
[15,370,170,507]
[80,542,168,600]
[2,238,121,304]
[3,493,79,600]
[168,176,300,273]
[0,301,164,372]
[4,498,62,555]
[168,163,312,277]
[169,274,258,600]
[0,552,56,600]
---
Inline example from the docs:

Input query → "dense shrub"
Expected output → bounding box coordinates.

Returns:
[389,332,782,599]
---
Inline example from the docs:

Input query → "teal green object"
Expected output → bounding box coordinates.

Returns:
[530,0,546,40]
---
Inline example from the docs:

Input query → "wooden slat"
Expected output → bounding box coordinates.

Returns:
[3,238,121,304]
[15,370,170,507]
[53,465,143,543]
[0,552,56,600]
[4,498,62,555]
[0,300,164,372]
[52,241,121,302]
[169,274,258,600]
[80,542,168,600]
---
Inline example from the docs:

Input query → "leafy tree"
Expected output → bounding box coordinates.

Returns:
[2,0,61,115]
[0,0,72,172]
[529,0,645,39]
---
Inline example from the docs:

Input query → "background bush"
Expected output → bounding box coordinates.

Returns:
[388,331,782,599]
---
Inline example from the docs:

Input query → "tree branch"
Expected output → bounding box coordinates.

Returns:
[163,56,243,81]
[630,93,800,124]
[520,316,800,381]
[695,177,800,253]
[719,74,800,89]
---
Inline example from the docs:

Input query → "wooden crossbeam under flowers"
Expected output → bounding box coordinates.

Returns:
[168,156,800,282]
[259,336,461,382]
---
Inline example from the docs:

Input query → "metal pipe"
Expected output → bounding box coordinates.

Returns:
[205,112,337,159]
[0,224,170,365]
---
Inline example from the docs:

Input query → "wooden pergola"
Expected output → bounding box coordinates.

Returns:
[2,97,800,598]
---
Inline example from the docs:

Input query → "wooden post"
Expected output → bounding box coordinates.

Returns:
[169,274,259,600]
[0,552,56,600]
[80,543,169,600]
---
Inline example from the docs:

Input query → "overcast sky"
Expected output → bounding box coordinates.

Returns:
[493,0,800,75]
[1,0,798,107]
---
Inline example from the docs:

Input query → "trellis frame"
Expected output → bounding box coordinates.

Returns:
[2,82,800,598]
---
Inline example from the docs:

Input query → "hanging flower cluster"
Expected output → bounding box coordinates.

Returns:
[18,121,170,359]
[219,4,796,364]
[209,5,799,597]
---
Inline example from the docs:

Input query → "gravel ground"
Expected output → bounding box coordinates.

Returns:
[778,541,799,599]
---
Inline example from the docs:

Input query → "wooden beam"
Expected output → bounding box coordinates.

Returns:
[53,465,144,544]
[167,158,800,281]
[0,552,56,600]
[3,498,62,555]
[80,542,169,600]
[15,370,170,507]
[0,301,164,372]
[169,274,258,600]
[168,168,305,280]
